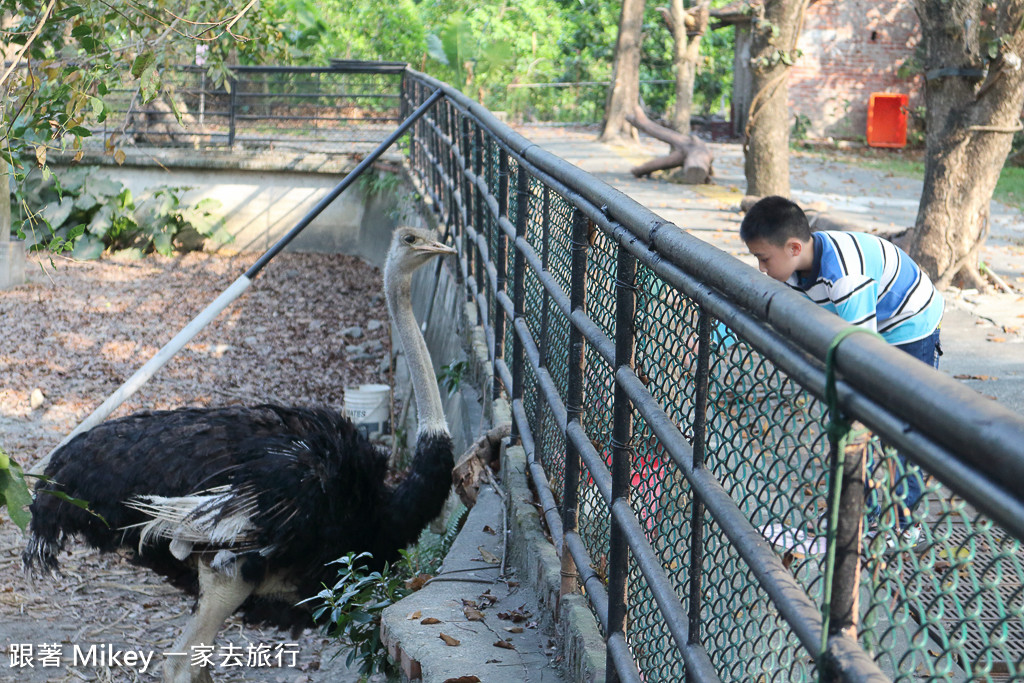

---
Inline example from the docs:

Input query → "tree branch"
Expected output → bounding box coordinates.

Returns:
[0,0,57,90]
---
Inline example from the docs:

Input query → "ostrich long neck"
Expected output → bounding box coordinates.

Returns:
[386,268,449,436]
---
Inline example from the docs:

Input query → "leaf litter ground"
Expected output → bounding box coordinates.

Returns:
[0,250,394,682]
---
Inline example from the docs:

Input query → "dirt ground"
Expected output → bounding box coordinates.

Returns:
[0,251,394,682]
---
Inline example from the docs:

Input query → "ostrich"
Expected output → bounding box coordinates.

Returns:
[23,227,457,683]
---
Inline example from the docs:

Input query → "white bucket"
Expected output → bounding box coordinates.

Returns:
[344,384,391,437]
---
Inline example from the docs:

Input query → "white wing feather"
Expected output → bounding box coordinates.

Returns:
[125,485,262,560]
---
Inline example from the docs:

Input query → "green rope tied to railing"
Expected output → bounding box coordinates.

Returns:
[818,326,882,677]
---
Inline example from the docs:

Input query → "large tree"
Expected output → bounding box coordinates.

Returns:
[743,0,811,198]
[909,1,1024,289]
[658,0,710,135]
[601,0,646,142]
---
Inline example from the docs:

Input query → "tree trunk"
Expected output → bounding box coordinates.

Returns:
[909,1,1024,289]
[601,0,646,142]
[743,0,811,198]
[626,104,713,183]
[659,1,710,136]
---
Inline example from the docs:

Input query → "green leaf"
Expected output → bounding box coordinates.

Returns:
[0,450,32,530]
[33,488,108,527]
[72,234,105,260]
[88,176,124,198]
[131,52,156,79]
[152,231,172,256]
[42,197,75,229]
[87,204,113,235]
[70,24,92,38]
[67,126,92,138]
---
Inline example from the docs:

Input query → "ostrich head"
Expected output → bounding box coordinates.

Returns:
[384,226,457,286]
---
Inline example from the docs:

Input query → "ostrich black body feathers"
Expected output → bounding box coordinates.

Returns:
[24,404,454,633]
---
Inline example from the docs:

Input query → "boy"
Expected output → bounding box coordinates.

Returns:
[740,196,943,548]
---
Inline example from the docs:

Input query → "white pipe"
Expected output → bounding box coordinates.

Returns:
[30,274,253,475]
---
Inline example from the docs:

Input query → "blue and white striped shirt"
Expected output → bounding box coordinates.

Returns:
[788,231,943,344]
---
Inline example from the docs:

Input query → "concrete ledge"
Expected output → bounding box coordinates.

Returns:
[380,486,563,682]
[51,145,404,175]
[502,444,607,683]
[0,240,26,290]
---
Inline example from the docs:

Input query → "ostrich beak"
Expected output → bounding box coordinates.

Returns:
[415,239,457,256]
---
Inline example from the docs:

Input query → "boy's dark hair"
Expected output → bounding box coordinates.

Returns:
[740,196,811,247]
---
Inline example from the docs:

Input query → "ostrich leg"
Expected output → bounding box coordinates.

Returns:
[163,561,254,683]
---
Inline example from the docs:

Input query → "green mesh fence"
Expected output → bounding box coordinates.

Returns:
[403,71,1024,683]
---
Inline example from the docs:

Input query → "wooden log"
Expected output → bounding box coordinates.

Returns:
[626,105,713,184]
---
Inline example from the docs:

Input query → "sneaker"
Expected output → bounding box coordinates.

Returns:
[886,522,922,551]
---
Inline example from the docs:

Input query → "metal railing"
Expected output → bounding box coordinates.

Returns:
[91,62,405,152]
[400,68,1024,682]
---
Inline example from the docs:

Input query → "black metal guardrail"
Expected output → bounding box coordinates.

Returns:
[399,68,1024,682]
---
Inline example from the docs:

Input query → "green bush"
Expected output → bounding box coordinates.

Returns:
[302,552,411,676]
[12,167,232,259]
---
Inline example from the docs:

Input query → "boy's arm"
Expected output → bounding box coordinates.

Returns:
[830,275,879,332]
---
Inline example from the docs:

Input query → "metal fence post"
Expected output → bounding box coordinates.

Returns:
[459,116,475,294]
[444,101,457,250]
[493,149,510,399]
[686,309,713,682]
[607,236,638,683]
[822,430,868,682]
[473,126,486,323]
[562,208,590,598]
[511,167,530,445]
[228,74,238,147]
[407,79,418,172]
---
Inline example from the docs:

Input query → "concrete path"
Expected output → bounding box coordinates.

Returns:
[515,125,1024,415]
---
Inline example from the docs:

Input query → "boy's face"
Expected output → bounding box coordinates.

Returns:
[745,237,804,282]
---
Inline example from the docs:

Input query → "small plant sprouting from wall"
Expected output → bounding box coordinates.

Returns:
[357,168,401,199]
[437,360,469,397]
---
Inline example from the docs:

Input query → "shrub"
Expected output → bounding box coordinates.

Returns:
[12,167,232,259]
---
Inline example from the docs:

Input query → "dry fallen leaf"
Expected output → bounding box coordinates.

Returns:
[443,677,481,683]
[406,610,422,620]
[406,573,433,591]
[494,639,516,650]
[988,336,1007,343]
[439,633,461,647]
[503,626,523,634]
[478,546,500,564]
[482,525,497,535]
[422,617,442,625]
[464,607,485,622]
[497,605,532,623]
[954,374,992,381]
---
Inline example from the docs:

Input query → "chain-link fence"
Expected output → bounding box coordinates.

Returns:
[402,69,1024,682]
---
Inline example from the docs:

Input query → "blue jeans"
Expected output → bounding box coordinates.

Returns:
[866,329,941,529]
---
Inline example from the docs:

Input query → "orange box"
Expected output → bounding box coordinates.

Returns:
[866,92,909,148]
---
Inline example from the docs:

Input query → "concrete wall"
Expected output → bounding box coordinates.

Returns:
[56,148,412,268]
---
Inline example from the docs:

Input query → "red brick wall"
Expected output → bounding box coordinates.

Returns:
[788,0,922,140]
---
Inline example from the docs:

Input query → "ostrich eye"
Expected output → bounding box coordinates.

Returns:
[403,234,416,245]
